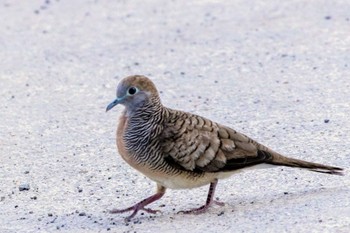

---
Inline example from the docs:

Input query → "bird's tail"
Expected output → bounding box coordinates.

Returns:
[265,150,344,175]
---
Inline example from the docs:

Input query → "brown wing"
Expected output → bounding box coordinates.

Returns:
[160,110,272,172]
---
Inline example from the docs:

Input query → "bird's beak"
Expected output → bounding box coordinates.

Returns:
[106,97,123,112]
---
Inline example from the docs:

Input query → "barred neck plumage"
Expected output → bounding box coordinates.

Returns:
[124,95,166,158]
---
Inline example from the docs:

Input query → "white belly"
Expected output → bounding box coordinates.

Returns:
[148,163,275,189]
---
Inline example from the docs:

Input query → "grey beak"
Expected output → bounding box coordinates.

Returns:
[106,97,123,112]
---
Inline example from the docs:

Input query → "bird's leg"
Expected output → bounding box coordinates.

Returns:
[179,179,224,215]
[110,184,166,221]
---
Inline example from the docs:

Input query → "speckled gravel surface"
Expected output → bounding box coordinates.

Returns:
[1,1,350,232]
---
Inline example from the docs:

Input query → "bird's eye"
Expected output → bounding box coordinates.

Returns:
[127,87,137,95]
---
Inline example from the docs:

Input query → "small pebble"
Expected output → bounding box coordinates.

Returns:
[324,119,330,123]
[19,184,30,191]
[217,211,224,216]
[78,212,86,216]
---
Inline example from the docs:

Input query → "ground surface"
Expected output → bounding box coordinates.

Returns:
[1,0,350,232]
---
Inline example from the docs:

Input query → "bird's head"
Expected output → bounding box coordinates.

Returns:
[106,75,160,112]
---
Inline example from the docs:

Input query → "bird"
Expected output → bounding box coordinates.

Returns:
[106,75,344,221]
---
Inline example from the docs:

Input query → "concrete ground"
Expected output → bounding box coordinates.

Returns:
[1,0,349,232]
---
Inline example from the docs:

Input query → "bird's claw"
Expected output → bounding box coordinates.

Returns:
[109,206,161,214]
[109,207,133,214]
[178,206,208,215]
[178,200,225,215]
[110,205,161,222]
[213,200,225,206]
[142,207,161,214]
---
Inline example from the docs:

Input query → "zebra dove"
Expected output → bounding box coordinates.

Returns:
[106,75,343,221]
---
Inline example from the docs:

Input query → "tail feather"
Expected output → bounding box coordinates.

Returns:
[265,150,344,176]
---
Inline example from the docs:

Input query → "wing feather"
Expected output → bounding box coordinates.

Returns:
[161,110,271,172]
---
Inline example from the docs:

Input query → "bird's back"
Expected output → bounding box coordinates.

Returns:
[160,107,273,173]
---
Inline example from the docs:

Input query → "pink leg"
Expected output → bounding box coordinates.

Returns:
[179,179,224,214]
[110,185,166,221]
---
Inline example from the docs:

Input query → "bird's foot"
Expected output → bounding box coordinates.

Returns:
[109,206,160,214]
[110,205,160,222]
[109,190,165,222]
[178,200,225,215]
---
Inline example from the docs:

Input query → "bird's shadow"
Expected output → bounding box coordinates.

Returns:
[224,184,349,212]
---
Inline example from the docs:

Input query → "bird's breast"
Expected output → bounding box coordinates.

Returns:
[116,113,231,190]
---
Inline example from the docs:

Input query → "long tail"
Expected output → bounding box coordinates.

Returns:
[264,150,344,175]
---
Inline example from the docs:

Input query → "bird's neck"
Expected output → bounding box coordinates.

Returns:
[126,96,164,121]
[122,97,166,155]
